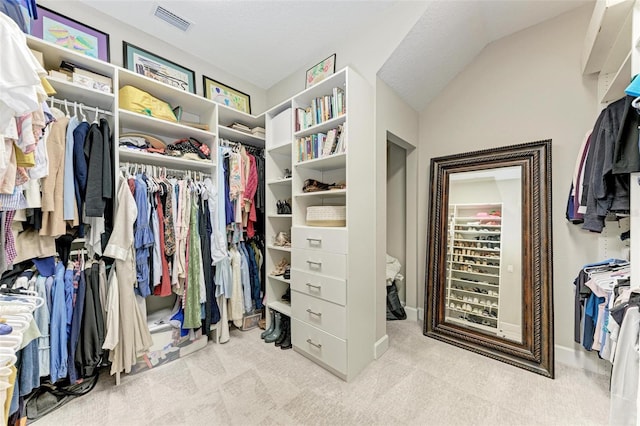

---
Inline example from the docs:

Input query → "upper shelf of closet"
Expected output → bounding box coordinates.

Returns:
[581,0,634,75]
[217,104,265,147]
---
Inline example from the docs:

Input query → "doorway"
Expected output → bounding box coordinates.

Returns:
[386,132,417,317]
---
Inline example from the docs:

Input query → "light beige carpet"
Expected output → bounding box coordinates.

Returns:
[33,320,611,425]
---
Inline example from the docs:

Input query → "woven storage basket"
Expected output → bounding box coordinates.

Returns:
[306,205,346,227]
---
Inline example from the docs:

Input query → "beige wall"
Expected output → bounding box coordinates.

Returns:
[37,0,268,113]
[267,2,429,107]
[418,4,600,350]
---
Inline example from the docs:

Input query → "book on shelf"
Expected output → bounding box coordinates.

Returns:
[296,87,346,131]
[296,124,345,162]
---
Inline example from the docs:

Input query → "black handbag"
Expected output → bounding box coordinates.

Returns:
[386,280,407,320]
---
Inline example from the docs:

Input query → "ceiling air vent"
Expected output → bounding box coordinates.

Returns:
[153,6,191,32]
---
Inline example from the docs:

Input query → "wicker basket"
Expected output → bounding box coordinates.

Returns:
[306,205,346,227]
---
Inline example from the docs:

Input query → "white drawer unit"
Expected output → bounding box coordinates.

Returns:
[292,248,346,278]
[291,291,346,339]
[292,226,347,254]
[291,269,346,306]
[292,318,347,375]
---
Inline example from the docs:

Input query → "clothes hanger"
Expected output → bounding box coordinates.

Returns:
[73,101,77,118]
[93,106,99,124]
[79,103,87,122]
[632,96,640,110]
[64,99,70,118]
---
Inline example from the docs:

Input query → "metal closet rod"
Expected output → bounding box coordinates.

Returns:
[120,161,211,179]
[47,96,113,117]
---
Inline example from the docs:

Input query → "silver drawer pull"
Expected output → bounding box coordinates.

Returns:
[306,308,322,317]
[306,260,322,267]
[306,338,322,349]
[306,237,322,244]
[305,283,321,290]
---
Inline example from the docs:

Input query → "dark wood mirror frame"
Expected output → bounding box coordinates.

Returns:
[423,140,554,378]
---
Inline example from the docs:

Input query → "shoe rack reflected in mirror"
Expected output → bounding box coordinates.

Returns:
[445,167,522,343]
[424,140,554,378]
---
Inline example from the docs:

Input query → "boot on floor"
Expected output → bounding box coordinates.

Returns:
[280,318,292,350]
[260,310,276,339]
[275,316,289,347]
[264,312,282,343]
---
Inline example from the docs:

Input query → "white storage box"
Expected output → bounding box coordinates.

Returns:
[306,205,346,227]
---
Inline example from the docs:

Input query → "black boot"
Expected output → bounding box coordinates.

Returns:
[275,316,289,347]
[280,318,292,350]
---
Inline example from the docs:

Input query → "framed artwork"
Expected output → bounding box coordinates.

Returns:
[203,76,251,114]
[123,42,196,94]
[29,5,110,62]
[306,54,336,88]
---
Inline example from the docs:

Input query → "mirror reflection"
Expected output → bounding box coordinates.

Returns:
[444,166,522,343]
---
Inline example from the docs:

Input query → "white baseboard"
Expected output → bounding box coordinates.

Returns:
[404,306,418,321]
[402,306,424,322]
[374,334,389,359]
[555,344,612,375]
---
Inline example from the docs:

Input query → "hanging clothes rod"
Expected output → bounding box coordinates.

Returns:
[47,96,113,117]
[120,162,211,179]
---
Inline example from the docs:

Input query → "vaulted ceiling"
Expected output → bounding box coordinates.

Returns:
[79,0,593,112]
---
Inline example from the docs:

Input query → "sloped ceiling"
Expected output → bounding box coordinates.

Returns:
[79,0,592,112]
[378,0,592,111]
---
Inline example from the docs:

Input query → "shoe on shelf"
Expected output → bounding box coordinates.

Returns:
[273,231,291,247]
[281,287,291,302]
[271,258,289,276]
[283,168,292,179]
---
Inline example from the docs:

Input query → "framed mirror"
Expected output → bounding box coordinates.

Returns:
[423,140,554,378]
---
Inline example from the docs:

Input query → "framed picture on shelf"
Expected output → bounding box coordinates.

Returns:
[123,42,196,93]
[203,76,251,114]
[28,5,110,62]
[305,54,336,88]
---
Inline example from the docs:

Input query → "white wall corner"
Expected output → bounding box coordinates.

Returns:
[554,344,612,375]
[404,306,419,322]
[374,334,390,359]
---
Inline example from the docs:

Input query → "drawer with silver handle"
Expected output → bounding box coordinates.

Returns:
[292,226,347,254]
[291,269,346,306]
[291,291,346,339]
[292,248,346,279]
[291,318,346,374]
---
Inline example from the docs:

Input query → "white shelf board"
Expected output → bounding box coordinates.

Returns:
[46,77,115,111]
[268,301,292,316]
[294,114,346,138]
[268,143,292,156]
[267,177,293,186]
[294,153,346,170]
[450,278,499,287]
[218,126,265,147]
[27,35,115,77]
[217,104,264,128]
[446,316,498,332]
[268,275,291,285]
[449,288,499,299]
[600,8,633,75]
[119,110,216,144]
[118,148,215,171]
[266,99,293,118]
[268,214,293,218]
[118,69,214,114]
[267,245,292,252]
[450,269,499,278]
[581,0,634,75]
[601,50,631,103]
[293,68,347,106]
[294,189,347,197]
